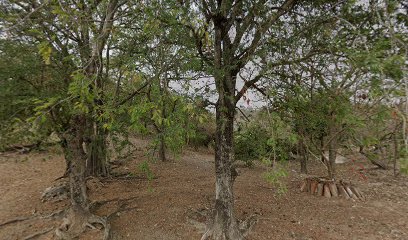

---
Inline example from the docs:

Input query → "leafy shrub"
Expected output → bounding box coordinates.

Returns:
[263,163,289,195]
[234,110,297,166]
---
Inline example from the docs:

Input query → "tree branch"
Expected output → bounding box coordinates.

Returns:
[235,0,297,69]
[116,82,149,107]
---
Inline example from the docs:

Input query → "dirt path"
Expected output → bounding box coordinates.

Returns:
[0,141,407,240]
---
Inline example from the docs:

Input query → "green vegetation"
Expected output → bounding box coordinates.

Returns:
[0,0,406,239]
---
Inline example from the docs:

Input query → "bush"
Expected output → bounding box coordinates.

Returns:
[234,110,297,167]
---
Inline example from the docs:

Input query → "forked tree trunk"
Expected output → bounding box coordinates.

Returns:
[81,0,119,177]
[203,16,243,238]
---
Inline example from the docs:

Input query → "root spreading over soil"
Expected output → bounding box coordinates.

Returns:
[55,206,110,240]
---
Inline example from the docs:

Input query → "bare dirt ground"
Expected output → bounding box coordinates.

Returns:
[0,138,407,240]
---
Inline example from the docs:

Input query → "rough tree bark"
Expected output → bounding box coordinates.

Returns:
[65,116,88,209]
[56,115,110,239]
[205,75,242,239]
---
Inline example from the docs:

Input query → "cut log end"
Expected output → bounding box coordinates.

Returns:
[300,177,364,201]
[323,184,331,198]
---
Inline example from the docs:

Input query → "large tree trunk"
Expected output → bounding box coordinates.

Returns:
[56,115,110,239]
[64,115,88,209]
[209,99,242,240]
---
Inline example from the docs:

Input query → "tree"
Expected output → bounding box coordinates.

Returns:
[1,0,124,237]
[125,3,202,161]
[172,0,350,239]
[259,0,407,178]
[1,0,125,177]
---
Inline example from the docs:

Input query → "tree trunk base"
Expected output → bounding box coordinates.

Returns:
[186,207,257,240]
[188,208,257,240]
[201,217,257,240]
[300,177,365,201]
[55,206,110,240]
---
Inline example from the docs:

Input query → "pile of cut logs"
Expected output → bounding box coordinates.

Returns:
[300,177,365,201]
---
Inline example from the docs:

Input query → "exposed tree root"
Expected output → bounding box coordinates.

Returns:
[90,196,138,215]
[55,197,139,240]
[41,182,69,202]
[187,208,258,240]
[186,208,209,232]
[0,209,67,229]
[86,176,106,192]
[42,177,108,203]
[239,214,258,238]
[55,207,111,240]
[23,227,53,240]
[54,174,68,181]
[200,214,258,240]
[0,216,33,227]
[41,209,67,220]
[201,223,242,240]
[107,205,139,222]
[101,173,158,182]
